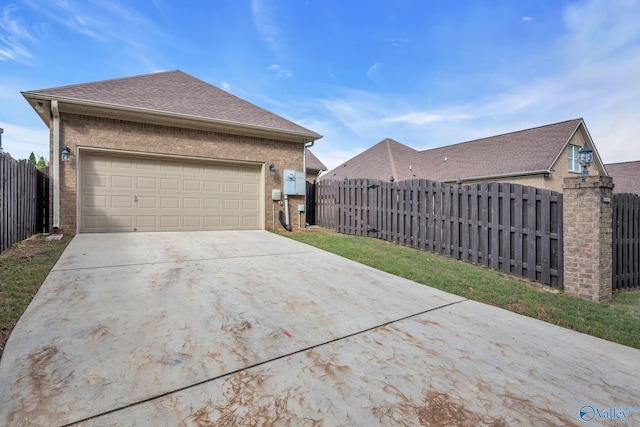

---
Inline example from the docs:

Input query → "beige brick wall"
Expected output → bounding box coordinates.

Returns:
[53,113,306,232]
[563,175,614,301]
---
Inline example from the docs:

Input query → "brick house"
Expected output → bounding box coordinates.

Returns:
[22,70,322,233]
[321,118,608,192]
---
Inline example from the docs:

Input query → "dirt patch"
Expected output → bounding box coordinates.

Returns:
[373,389,508,426]
[275,225,332,235]
[0,233,59,260]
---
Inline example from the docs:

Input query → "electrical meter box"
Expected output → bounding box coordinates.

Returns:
[283,169,306,196]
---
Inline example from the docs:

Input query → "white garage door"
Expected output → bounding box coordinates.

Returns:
[79,152,261,232]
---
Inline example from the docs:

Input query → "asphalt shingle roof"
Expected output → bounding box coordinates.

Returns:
[24,70,320,138]
[322,119,584,182]
[306,149,327,172]
[606,161,640,195]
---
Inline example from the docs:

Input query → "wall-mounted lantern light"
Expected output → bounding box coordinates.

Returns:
[35,102,45,114]
[61,146,72,163]
[578,143,593,176]
[269,163,276,176]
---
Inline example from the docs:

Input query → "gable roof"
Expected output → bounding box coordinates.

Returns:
[605,161,640,195]
[306,149,328,172]
[418,118,585,181]
[322,118,596,182]
[22,70,321,142]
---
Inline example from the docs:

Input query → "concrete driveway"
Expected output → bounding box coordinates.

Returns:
[1,231,639,426]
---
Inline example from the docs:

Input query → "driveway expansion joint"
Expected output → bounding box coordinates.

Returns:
[61,299,468,427]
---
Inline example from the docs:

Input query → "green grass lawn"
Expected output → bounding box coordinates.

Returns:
[0,234,73,359]
[274,229,640,349]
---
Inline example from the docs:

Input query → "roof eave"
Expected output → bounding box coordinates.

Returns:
[22,92,323,143]
[442,169,552,184]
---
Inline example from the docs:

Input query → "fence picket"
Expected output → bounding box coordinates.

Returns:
[612,193,640,290]
[315,178,565,287]
[0,154,49,253]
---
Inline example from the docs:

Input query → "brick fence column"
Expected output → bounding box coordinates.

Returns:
[563,175,614,301]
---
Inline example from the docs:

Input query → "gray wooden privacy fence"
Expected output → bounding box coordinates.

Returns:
[612,193,640,291]
[0,154,50,253]
[316,179,564,287]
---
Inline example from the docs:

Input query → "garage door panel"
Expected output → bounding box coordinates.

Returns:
[136,216,157,228]
[111,158,133,169]
[183,180,201,191]
[111,196,133,208]
[80,152,261,232]
[111,176,133,189]
[136,177,157,190]
[136,159,158,170]
[242,199,258,210]
[83,215,109,230]
[242,182,259,194]
[223,216,240,227]
[204,181,221,192]
[137,197,157,209]
[204,199,221,210]
[160,216,180,228]
[83,195,107,209]
[85,174,107,188]
[161,198,180,209]
[224,182,240,193]
[242,216,258,227]
[183,216,201,228]
[184,198,201,209]
[204,216,221,227]
[183,164,202,175]
[224,199,240,210]
[111,215,134,228]
[160,161,180,172]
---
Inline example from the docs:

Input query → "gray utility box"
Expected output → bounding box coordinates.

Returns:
[283,169,306,196]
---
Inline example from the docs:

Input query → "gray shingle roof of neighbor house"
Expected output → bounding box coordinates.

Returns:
[605,161,640,194]
[322,118,597,182]
[306,149,327,172]
[22,70,322,142]
[323,138,427,181]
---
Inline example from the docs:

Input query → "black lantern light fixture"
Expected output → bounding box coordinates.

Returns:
[578,143,593,176]
[61,146,72,163]
[269,163,276,176]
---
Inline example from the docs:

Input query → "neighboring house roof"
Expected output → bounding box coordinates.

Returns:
[322,118,604,182]
[22,70,321,142]
[606,161,640,195]
[323,138,427,181]
[306,149,327,172]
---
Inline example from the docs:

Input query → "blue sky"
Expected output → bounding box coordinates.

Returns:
[1,0,639,170]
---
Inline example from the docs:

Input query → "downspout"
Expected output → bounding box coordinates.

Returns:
[51,100,61,230]
[302,140,314,227]
[303,140,315,177]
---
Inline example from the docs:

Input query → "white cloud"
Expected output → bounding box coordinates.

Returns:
[269,64,293,78]
[20,0,171,71]
[366,62,382,82]
[522,16,533,22]
[252,0,280,51]
[386,112,473,125]
[0,5,34,63]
